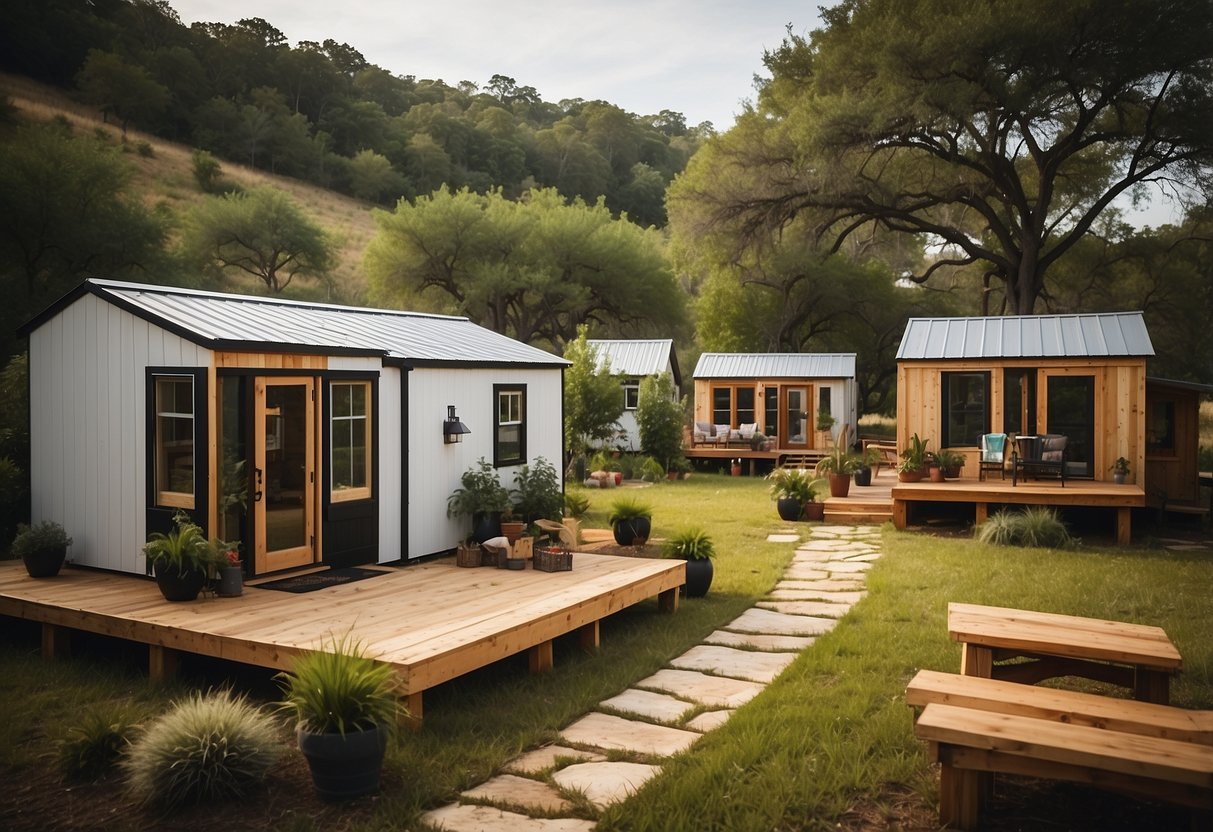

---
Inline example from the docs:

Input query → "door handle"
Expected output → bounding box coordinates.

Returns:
[254,466,263,502]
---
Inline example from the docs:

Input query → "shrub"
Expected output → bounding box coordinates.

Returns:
[276,635,401,735]
[663,527,714,560]
[10,520,71,559]
[511,456,563,522]
[975,507,1077,548]
[60,702,143,780]
[563,491,590,518]
[639,456,666,483]
[135,140,154,158]
[123,690,279,809]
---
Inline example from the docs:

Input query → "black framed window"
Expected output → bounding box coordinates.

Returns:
[711,387,731,425]
[494,384,526,466]
[764,388,779,435]
[941,372,990,447]
[735,386,756,424]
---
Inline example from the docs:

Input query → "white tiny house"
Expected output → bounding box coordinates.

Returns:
[19,279,568,576]
[588,339,682,451]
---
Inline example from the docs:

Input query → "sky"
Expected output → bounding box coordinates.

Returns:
[170,0,822,132]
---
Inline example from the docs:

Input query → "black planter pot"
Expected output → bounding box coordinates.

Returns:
[682,557,714,598]
[776,496,803,521]
[853,467,873,487]
[22,545,67,578]
[612,516,651,546]
[470,511,502,544]
[297,723,388,800]
[153,563,207,602]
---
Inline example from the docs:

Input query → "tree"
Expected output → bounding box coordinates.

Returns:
[562,327,624,462]
[700,0,1213,313]
[75,48,170,133]
[181,186,333,292]
[636,374,685,471]
[348,148,406,203]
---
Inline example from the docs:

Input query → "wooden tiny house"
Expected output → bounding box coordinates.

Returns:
[1143,377,1213,511]
[895,313,1159,485]
[19,279,568,577]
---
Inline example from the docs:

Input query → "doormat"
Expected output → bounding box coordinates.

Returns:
[254,566,389,594]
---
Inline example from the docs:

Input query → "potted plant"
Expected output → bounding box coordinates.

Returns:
[608,496,653,546]
[511,456,563,524]
[447,457,511,543]
[854,445,881,486]
[11,520,72,578]
[214,542,244,597]
[932,449,966,480]
[815,407,835,435]
[663,527,714,597]
[499,509,526,544]
[276,636,402,800]
[142,512,216,602]
[1111,456,1130,484]
[730,457,743,477]
[767,468,826,521]
[897,433,930,482]
[814,425,862,497]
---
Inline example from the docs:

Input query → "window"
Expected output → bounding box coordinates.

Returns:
[331,381,372,502]
[941,372,989,447]
[818,387,832,417]
[1147,400,1175,454]
[735,386,756,424]
[495,384,526,466]
[1003,369,1036,436]
[764,388,779,436]
[711,387,731,425]
[155,376,195,508]
[623,380,640,410]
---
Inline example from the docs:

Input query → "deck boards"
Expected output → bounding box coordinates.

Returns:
[0,553,684,711]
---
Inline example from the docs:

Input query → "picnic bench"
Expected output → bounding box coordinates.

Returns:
[949,602,1182,704]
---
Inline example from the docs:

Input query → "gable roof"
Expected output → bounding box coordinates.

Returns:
[693,353,856,379]
[896,312,1154,361]
[20,279,568,369]
[587,339,681,387]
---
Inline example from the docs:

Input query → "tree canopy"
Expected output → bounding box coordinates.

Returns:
[690,0,1213,313]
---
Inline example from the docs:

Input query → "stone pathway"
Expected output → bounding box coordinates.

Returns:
[419,524,881,831]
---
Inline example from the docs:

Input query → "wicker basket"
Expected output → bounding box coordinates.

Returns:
[455,542,482,568]
[534,546,573,572]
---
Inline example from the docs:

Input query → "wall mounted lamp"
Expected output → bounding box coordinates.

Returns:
[443,404,471,444]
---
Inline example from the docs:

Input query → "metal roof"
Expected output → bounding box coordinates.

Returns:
[693,353,857,379]
[588,339,681,386]
[21,279,568,368]
[895,312,1154,361]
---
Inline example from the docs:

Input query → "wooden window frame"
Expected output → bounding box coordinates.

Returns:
[153,374,196,509]
[329,380,373,503]
[494,384,526,467]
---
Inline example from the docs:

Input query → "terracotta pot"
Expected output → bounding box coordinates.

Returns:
[828,473,851,498]
[929,466,945,483]
[613,472,623,486]
[731,464,742,476]
[500,520,526,543]
[898,469,924,483]
[803,502,825,521]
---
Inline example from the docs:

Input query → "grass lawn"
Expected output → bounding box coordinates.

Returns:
[2,474,1211,830]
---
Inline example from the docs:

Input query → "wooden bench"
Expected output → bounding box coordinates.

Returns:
[913,701,1213,830]
[861,438,898,474]
[949,602,1183,704]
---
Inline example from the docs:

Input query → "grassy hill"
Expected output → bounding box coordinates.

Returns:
[1,71,379,304]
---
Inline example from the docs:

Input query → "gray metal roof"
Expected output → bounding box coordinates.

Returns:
[693,353,856,379]
[896,312,1154,361]
[588,339,680,385]
[26,279,568,367]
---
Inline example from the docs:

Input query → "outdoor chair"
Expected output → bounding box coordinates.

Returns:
[1012,433,1067,486]
[978,433,1007,481]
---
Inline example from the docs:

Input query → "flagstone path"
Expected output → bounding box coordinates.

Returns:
[419,524,882,832]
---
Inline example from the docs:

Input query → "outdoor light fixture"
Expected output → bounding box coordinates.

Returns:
[443,404,471,444]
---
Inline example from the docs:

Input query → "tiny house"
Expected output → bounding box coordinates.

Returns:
[588,339,681,451]
[895,312,1154,482]
[691,353,858,449]
[19,279,568,577]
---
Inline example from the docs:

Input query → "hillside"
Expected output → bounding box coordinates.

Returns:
[1,71,379,303]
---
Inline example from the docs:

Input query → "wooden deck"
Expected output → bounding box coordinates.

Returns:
[0,553,684,721]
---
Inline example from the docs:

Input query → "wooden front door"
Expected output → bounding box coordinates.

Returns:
[254,377,317,574]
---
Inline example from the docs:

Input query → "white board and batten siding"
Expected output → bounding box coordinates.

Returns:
[407,366,563,560]
[29,292,211,573]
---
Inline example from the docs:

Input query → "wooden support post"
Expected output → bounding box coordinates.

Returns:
[528,639,554,674]
[892,499,907,530]
[1116,507,1132,546]
[959,643,993,678]
[938,757,982,831]
[41,623,70,660]
[974,502,988,526]
[402,692,423,731]
[148,644,178,683]
[658,586,680,613]
[579,620,600,652]
[1135,668,1170,705]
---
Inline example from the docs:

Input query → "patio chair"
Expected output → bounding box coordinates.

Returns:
[978,433,1007,481]
[1012,433,1067,486]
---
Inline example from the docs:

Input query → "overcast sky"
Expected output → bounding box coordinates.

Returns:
[170,0,822,131]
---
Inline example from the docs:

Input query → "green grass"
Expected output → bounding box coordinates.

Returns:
[2,473,1211,830]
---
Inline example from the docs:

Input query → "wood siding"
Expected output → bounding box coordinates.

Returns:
[1145,385,1202,506]
[692,377,857,449]
[896,358,1148,483]
[30,294,212,573]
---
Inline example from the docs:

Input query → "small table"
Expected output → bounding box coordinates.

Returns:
[948,602,1182,704]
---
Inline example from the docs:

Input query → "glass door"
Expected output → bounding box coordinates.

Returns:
[784,387,808,448]
[254,377,316,574]
[1044,373,1095,478]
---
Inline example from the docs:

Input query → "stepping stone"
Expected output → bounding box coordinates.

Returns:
[421,803,596,831]
[726,607,838,636]
[636,668,766,708]
[461,773,572,813]
[703,630,816,651]
[791,549,836,563]
[783,566,829,580]
[757,599,853,618]
[685,709,733,732]
[798,539,870,552]
[600,689,694,723]
[841,553,881,562]
[824,560,871,573]
[561,712,700,757]
[504,745,605,775]
[552,761,661,808]
[777,578,867,592]
[769,588,867,604]
[766,533,800,543]
[669,644,797,683]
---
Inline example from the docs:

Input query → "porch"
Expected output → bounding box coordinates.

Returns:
[0,553,684,722]
[684,445,828,474]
